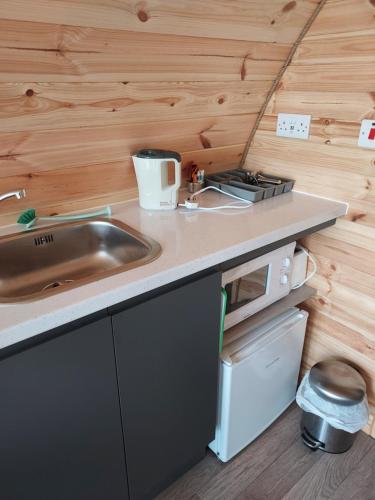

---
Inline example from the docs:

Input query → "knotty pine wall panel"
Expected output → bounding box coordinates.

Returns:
[0,82,268,132]
[0,1,320,42]
[0,1,318,225]
[0,20,291,83]
[245,0,375,436]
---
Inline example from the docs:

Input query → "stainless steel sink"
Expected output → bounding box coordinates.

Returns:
[0,218,161,302]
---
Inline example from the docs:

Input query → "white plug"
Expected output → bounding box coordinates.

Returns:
[185,200,199,209]
[184,199,199,209]
[178,185,253,211]
[178,198,199,209]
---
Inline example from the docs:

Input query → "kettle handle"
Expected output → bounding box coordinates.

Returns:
[162,158,181,192]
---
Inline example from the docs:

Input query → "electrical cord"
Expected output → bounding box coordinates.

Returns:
[178,185,253,211]
[179,187,317,288]
[292,245,318,289]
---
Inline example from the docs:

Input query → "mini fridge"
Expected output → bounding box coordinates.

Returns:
[209,307,308,462]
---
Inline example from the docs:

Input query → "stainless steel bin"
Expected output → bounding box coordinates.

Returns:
[301,360,366,453]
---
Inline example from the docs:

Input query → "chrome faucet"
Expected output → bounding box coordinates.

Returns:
[0,189,26,202]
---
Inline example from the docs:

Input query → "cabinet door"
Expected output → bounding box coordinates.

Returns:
[0,317,128,500]
[113,273,221,500]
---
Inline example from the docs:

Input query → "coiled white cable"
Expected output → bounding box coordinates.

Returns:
[178,185,252,211]
[292,245,318,289]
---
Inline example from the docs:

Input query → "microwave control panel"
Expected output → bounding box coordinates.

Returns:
[280,254,293,285]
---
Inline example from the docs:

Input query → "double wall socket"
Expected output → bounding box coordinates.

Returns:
[277,114,375,150]
[276,113,311,140]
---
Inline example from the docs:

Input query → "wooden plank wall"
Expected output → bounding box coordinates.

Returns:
[245,0,375,436]
[0,0,320,225]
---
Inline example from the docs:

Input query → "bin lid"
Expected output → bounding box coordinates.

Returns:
[309,360,366,406]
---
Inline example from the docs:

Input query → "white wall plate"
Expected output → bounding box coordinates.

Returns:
[276,113,311,140]
[358,119,375,149]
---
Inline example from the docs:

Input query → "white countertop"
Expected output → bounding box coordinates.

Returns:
[0,191,347,349]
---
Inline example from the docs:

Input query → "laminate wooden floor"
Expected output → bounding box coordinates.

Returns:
[157,404,375,500]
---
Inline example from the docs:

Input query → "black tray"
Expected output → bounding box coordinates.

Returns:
[205,168,295,203]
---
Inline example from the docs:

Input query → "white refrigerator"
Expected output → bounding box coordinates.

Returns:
[209,307,308,462]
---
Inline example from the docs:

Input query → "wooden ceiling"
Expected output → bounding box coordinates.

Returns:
[0,0,321,225]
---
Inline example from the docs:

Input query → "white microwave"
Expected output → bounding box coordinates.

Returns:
[222,242,295,330]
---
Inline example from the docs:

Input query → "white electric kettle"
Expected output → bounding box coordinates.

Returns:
[132,149,181,210]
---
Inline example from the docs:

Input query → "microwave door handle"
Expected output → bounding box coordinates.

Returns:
[265,263,272,295]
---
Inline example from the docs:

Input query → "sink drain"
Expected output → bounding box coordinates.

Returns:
[42,279,74,291]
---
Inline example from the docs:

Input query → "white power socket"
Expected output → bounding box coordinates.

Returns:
[358,119,375,149]
[276,113,311,140]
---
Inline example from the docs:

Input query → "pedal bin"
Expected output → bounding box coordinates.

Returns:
[301,360,366,453]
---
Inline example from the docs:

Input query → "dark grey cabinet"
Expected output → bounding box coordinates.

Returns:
[0,317,129,500]
[0,272,221,500]
[113,272,221,500]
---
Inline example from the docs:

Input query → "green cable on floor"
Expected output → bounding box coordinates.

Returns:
[219,288,227,354]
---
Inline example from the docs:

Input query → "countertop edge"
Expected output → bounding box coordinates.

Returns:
[0,194,347,350]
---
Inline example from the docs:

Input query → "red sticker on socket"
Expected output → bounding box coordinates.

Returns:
[368,124,375,141]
